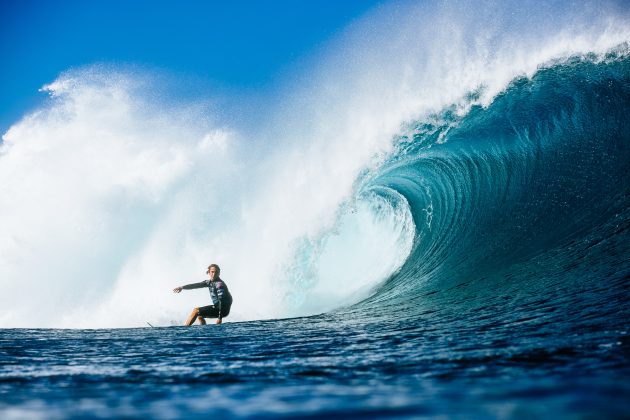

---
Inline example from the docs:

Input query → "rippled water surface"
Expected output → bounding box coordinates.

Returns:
[2,290,629,419]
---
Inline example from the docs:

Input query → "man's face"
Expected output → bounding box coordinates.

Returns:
[208,266,218,280]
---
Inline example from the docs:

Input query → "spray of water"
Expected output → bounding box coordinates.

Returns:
[1,0,628,327]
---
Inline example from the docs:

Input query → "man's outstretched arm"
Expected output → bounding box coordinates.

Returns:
[173,281,207,293]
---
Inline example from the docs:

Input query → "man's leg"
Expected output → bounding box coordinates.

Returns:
[184,308,200,326]
[193,305,222,325]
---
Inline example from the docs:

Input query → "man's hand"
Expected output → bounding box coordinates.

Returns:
[173,287,183,293]
[215,318,222,325]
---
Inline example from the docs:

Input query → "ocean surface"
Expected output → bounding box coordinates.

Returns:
[2,1,630,418]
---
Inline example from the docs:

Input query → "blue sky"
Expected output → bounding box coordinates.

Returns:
[0,0,384,133]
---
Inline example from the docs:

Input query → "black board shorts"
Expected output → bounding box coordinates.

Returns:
[198,304,230,318]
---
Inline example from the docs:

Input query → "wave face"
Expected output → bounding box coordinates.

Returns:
[345,52,630,338]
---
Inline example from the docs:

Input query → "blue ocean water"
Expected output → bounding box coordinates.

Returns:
[1,52,630,418]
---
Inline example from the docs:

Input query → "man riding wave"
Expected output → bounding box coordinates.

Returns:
[173,264,233,325]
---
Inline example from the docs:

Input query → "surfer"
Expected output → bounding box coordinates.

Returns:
[173,264,233,326]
